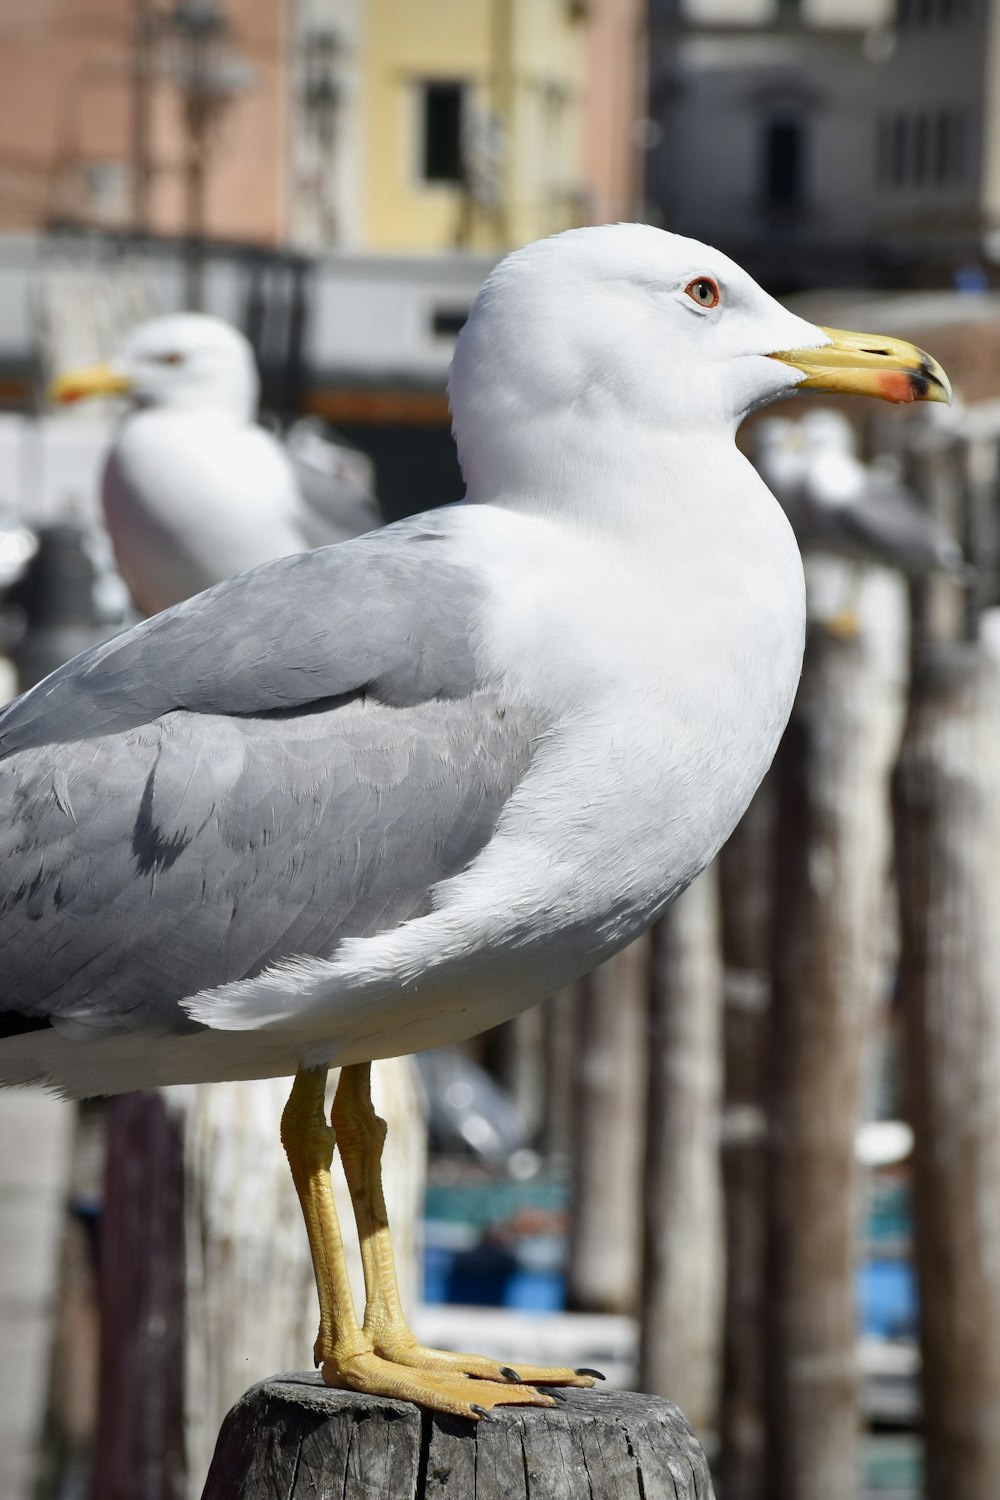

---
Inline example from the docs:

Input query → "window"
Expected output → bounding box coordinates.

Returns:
[430,307,469,339]
[762,118,805,207]
[912,112,929,185]
[891,114,909,186]
[421,82,464,183]
[881,108,967,191]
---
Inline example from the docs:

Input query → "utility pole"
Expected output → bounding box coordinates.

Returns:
[167,2,252,309]
[488,0,514,247]
[131,0,155,232]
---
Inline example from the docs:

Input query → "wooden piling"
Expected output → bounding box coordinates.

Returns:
[894,638,1000,1500]
[567,940,648,1314]
[200,1378,716,1499]
[717,782,776,1500]
[765,574,907,1500]
[639,867,724,1438]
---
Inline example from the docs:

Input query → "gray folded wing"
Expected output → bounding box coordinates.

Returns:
[284,420,383,547]
[817,469,964,575]
[0,518,547,1034]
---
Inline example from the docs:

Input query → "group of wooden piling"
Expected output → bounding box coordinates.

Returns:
[16,411,1000,1500]
[562,411,1000,1500]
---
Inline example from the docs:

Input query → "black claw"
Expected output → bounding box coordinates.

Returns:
[314,1354,322,1370]
[499,1366,521,1382]
[470,1404,490,1419]
[575,1367,606,1381]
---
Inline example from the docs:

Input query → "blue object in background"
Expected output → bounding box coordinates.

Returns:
[423,1237,566,1311]
[858,1256,918,1340]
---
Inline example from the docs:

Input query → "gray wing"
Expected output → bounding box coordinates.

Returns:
[0,516,546,1033]
[284,421,383,546]
[830,471,965,575]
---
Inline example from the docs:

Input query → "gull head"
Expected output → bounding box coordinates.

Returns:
[799,408,859,458]
[49,313,259,423]
[750,416,808,495]
[449,224,950,498]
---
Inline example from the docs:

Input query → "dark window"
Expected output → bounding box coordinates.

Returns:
[762,118,804,206]
[912,112,929,184]
[876,115,892,186]
[891,114,908,186]
[422,82,464,183]
[933,111,950,181]
[947,109,969,181]
[431,307,469,338]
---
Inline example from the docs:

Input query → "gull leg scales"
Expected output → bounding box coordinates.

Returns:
[332,1064,595,1396]
[282,1064,585,1419]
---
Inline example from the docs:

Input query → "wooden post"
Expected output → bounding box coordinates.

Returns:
[541,985,581,1164]
[717,781,776,1500]
[201,1379,716,1499]
[893,503,1000,1500]
[0,1090,75,1500]
[639,866,724,1438]
[567,939,648,1313]
[766,571,907,1500]
[94,1063,425,1500]
[94,1093,187,1500]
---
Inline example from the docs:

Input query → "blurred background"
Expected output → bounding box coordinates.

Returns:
[2,3,1000,1500]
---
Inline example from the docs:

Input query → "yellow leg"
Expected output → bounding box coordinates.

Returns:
[332,1061,596,1390]
[825,564,863,640]
[281,1066,555,1417]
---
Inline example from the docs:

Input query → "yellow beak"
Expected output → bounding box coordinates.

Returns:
[48,362,131,406]
[769,326,952,406]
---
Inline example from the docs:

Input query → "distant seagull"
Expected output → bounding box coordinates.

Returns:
[755,409,964,576]
[796,409,965,576]
[50,314,381,615]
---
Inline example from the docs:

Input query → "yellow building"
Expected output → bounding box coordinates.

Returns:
[361,0,591,253]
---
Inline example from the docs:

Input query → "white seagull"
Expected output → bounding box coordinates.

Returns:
[753,409,964,575]
[50,314,381,615]
[0,225,949,1418]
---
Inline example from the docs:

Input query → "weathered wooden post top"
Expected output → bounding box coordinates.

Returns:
[201,1378,715,1499]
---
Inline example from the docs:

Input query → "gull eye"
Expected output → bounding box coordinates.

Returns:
[157,352,184,366]
[684,277,720,310]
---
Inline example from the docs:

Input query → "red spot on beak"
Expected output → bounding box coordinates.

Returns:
[876,370,921,404]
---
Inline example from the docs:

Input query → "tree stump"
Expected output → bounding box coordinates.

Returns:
[201,1376,715,1499]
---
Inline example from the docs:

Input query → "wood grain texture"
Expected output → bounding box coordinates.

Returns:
[640,868,724,1438]
[201,1377,715,1500]
[766,575,908,1500]
[894,641,1000,1500]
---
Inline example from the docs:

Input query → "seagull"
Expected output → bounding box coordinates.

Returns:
[49,314,381,616]
[753,408,964,634]
[753,410,964,574]
[797,408,965,575]
[0,225,949,1419]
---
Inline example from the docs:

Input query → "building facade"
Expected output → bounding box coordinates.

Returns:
[0,0,645,255]
[647,0,1000,289]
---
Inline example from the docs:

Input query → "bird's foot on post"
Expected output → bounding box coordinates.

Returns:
[315,1333,557,1417]
[329,1061,595,1408]
[364,1327,596,1389]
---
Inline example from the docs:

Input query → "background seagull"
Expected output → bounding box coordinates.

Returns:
[752,407,966,635]
[0,224,949,1419]
[50,314,381,615]
[753,409,964,575]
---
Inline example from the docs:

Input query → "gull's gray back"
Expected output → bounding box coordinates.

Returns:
[0,520,547,1036]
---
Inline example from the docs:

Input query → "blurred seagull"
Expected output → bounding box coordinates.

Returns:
[753,408,966,635]
[797,408,965,576]
[2,226,949,1419]
[50,314,381,615]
